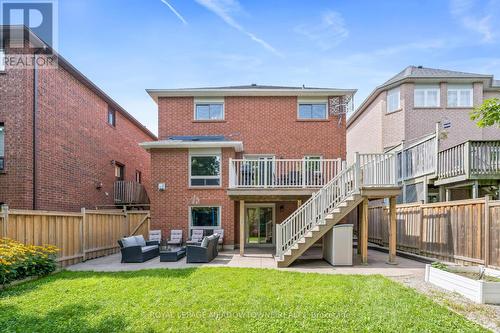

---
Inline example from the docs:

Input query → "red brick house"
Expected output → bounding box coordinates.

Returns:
[142,85,356,251]
[0,26,156,211]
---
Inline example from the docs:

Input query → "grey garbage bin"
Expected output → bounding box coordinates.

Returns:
[323,224,353,266]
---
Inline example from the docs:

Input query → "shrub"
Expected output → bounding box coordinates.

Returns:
[0,238,58,286]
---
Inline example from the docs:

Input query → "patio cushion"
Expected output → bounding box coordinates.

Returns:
[200,237,209,248]
[134,235,147,247]
[141,245,157,253]
[121,236,138,248]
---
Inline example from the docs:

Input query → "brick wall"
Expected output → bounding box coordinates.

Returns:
[151,95,346,245]
[150,148,236,246]
[346,93,385,163]
[0,49,153,211]
[159,96,346,158]
[349,81,500,157]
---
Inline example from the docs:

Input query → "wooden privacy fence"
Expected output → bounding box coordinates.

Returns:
[366,197,500,267]
[0,206,150,267]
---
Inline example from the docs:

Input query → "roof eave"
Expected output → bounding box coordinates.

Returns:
[347,75,494,128]
[139,140,244,152]
[146,88,357,103]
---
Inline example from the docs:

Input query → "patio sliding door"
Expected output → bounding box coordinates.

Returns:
[245,205,274,246]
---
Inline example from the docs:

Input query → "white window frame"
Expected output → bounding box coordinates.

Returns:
[189,206,222,230]
[447,84,473,107]
[304,155,323,173]
[0,49,5,72]
[189,149,222,188]
[386,87,401,113]
[414,84,440,108]
[297,99,328,120]
[194,98,225,121]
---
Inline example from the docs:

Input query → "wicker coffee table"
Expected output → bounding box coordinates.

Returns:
[159,246,186,262]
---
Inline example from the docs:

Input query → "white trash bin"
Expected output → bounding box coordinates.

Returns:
[323,224,353,266]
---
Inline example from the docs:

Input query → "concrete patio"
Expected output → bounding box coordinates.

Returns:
[68,247,426,278]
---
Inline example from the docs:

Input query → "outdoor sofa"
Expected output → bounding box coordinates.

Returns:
[186,234,220,263]
[118,235,159,263]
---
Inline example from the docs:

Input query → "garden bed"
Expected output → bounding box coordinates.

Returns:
[425,264,500,304]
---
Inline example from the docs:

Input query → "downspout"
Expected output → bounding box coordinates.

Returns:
[32,48,43,210]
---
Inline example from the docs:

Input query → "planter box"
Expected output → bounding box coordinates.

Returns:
[425,264,500,304]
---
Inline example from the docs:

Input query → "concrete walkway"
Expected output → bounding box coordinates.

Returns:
[68,247,425,278]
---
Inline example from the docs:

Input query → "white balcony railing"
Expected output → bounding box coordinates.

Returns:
[437,140,500,179]
[229,158,343,189]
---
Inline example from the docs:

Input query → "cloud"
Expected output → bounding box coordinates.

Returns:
[194,0,282,57]
[160,0,188,25]
[449,0,494,42]
[295,10,349,50]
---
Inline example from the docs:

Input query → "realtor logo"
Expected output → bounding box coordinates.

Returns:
[1,0,58,50]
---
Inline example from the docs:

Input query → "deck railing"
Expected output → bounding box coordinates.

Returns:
[228,158,342,189]
[276,153,398,258]
[114,181,149,204]
[437,141,500,180]
[396,135,437,181]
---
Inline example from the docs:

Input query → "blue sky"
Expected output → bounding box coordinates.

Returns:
[57,0,500,135]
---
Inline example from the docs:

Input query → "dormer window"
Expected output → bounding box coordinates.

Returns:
[194,98,224,121]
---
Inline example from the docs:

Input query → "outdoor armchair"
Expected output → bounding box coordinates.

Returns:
[186,234,219,263]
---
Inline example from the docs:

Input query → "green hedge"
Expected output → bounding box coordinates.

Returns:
[0,238,58,286]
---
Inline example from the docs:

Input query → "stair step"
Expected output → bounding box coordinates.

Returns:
[311,226,320,232]
[291,244,299,250]
[298,238,306,244]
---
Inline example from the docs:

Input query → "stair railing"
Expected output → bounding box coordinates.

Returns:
[275,153,397,259]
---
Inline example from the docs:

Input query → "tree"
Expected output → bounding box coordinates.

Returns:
[470,98,500,127]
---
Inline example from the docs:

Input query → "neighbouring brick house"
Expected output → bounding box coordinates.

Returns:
[0,26,156,211]
[142,85,356,250]
[347,66,500,203]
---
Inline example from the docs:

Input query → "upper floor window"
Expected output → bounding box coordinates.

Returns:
[447,84,473,107]
[386,87,400,113]
[190,153,221,187]
[135,170,142,183]
[298,103,328,120]
[107,107,116,127]
[0,124,4,171]
[194,98,224,121]
[0,50,5,72]
[414,84,440,107]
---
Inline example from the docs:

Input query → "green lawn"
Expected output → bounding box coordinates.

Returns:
[0,268,487,333]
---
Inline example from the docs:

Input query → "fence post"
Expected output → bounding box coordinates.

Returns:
[419,203,424,255]
[81,208,87,261]
[1,204,8,238]
[484,195,490,267]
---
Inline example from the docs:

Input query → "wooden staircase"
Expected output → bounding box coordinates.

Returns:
[275,153,398,267]
[276,194,363,267]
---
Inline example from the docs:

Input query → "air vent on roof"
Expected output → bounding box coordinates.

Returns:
[251,83,257,86]
[417,65,423,69]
